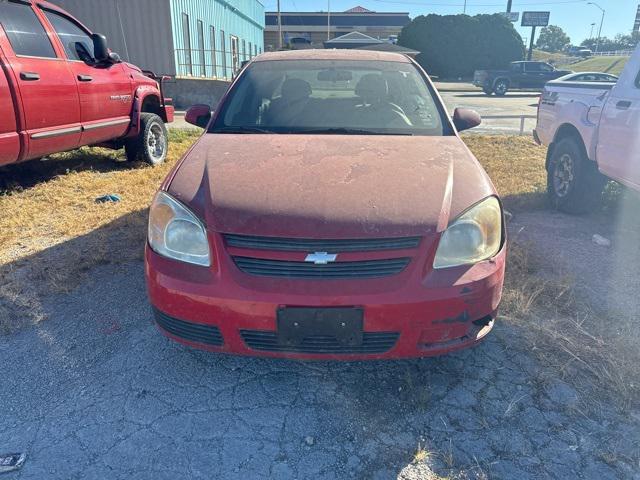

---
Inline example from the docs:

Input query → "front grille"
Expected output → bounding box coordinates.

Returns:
[153,308,223,346]
[232,256,410,279]
[240,330,399,354]
[224,234,421,252]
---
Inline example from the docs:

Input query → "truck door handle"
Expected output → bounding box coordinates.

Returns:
[20,72,40,81]
[77,75,93,82]
[616,100,632,110]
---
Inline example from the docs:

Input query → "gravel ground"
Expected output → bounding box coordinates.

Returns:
[2,246,639,479]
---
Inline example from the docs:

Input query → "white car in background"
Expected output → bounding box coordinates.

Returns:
[553,72,618,84]
[534,44,640,213]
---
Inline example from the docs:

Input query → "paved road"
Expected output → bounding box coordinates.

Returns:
[1,228,637,479]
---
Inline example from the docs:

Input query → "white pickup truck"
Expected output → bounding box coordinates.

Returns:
[534,45,639,213]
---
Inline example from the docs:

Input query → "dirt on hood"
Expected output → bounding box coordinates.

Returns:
[167,134,496,238]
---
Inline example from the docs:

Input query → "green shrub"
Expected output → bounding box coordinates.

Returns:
[398,14,525,78]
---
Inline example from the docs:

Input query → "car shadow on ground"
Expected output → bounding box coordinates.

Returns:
[1,211,638,479]
[0,148,140,194]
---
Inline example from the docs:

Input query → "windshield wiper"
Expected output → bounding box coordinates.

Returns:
[296,128,413,136]
[214,126,275,134]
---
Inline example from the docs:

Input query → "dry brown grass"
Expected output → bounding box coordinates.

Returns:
[463,135,548,212]
[0,129,201,333]
[502,240,638,411]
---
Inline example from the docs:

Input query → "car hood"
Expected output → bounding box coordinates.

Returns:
[167,134,496,238]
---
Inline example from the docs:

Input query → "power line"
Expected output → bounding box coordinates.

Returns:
[368,0,586,6]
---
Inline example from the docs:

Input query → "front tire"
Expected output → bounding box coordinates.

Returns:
[547,137,606,214]
[125,113,168,165]
[494,79,509,96]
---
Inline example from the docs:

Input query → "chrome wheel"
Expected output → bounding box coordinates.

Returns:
[147,123,166,163]
[495,81,508,95]
[553,153,574,198]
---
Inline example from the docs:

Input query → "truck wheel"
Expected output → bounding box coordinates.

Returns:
[125,113,168,165]
[547,137,606,214]
[482,87,493,95]
[494,80,509,96]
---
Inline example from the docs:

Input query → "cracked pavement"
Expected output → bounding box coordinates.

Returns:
[1,260,639,479]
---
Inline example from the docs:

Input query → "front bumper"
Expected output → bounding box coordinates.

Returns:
[145,243,506,360]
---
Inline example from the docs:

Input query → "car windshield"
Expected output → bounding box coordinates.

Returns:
[210,59,452,136]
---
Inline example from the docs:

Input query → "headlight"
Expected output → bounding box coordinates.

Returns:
[148,191,211,267]
[433,196,502,269]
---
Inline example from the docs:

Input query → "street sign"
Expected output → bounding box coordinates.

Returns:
[501,12,520,22]
[521,11,550,27]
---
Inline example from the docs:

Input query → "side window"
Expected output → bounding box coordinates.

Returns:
[42,10,94,61]
[525,63,541,72]
[510,63,522,73]
[0,1,56,58]
[540,63,554,72]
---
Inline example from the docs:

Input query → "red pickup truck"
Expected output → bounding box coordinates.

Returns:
[0,0,174,168]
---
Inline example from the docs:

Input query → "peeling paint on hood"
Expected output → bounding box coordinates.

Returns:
[168,134,496,238]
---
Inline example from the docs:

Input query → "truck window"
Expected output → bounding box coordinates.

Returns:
[0,1,56,59]
[510,63,523,73]
[42,10,94,62]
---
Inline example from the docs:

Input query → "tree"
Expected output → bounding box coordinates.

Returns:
[536,25,570,52]
[398,14,524,78]
[581,32,640,52]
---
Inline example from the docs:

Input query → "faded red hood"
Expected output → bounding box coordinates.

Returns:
[168,134,496,238]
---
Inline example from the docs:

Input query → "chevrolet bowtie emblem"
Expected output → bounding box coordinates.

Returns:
[304,252,338,265]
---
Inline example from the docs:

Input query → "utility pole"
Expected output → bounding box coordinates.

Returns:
[506,0,512,13]
[588,2,605,53]
[327,0,331,40]
[463,0,467,14]
[528,25,536,60]
[277,0,282,50]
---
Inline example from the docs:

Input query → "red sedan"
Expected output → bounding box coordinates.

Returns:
[145,50,506,360]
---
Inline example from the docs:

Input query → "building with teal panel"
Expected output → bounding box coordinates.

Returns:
[170,0,264,80]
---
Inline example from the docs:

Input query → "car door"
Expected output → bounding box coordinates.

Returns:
[508,63,526,87]
[40,7,133,146]
[538,63,558,84]
[0,42,20,166]
[596,67,640,188]
[523,62,546,88]
[0,0,81,161]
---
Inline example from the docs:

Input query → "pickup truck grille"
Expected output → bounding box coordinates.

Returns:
[232,257,410,279]
[223,234,421,252]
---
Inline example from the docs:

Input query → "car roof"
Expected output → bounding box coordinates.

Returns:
[253,49,412,63]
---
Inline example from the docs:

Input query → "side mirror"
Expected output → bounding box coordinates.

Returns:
[185,104,212,129]
[452,108,481,132]
[92,33,109,62]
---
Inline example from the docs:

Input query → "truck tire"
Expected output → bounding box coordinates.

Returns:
[482,87,493,95]
[494,79,509,96]
[547,137,606,214]
[125,113,168,165]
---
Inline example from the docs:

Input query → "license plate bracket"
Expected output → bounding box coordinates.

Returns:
[277,307,364,347]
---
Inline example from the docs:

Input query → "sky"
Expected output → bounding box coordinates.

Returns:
[261,0,636,47]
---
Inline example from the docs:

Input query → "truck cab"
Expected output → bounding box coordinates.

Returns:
[0,0,173,168]
[473,61,571,96]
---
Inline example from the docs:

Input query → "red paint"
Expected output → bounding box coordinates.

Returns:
[0,0,172,165]
[146,50,506,360]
